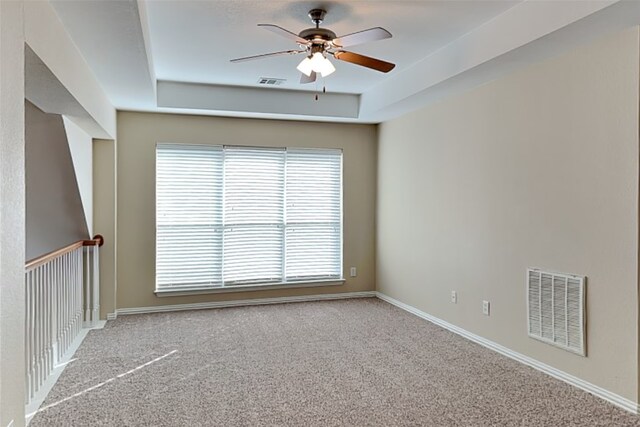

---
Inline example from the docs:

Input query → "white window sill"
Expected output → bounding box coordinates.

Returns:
[155,278,345,297]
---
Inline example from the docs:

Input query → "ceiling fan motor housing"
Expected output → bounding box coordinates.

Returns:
[298,28,337,44]
[298,8,336,51]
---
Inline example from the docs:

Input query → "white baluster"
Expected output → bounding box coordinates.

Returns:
[61,253,67,357]
[76,249,80,334]
[30,269,36,398]
[84,247,89,326]
[92,246,100,324]
[24,271,31,403]
[40,265,46,387]
[36,266,42,390]
[64,251,70,355]
[56,256,61,362]
[24,241,101,408]
[45,262,51,377]
[74,249,79,335]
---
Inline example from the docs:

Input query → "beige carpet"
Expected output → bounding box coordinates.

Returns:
[30,298,639,426]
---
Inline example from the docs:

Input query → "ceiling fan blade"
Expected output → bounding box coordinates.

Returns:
[300,71,317,84]
[258,24,308,45]
[332,51,395,73]
[230,50,304,63]
[332,27,392,48]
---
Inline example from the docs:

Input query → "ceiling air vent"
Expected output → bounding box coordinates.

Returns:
[258,77,286,86]
[527,268,586,356]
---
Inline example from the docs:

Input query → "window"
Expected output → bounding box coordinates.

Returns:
[156,144,343,292]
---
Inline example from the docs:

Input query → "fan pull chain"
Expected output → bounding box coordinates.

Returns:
[314,80,326,101]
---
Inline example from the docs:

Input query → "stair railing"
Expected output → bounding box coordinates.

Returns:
[24,235,103,406]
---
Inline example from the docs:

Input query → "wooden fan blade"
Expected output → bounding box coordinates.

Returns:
[332,51,395,73]
[332,27,392,48]
[258,24,308,45]
[230,50,304,63]
[300,71,317,84]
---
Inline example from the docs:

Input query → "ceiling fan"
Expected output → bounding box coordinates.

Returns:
[230,9,395,84]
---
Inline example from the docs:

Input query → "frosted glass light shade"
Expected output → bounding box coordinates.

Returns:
[318,57,335,77]
[309,52,325,71]
[297,52,336,78]
[296,57,313,76]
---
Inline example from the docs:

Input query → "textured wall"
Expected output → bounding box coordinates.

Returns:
[0,2,26,425]
[377,28,639,401]
[63,116,93,235]
[115,112,377,309]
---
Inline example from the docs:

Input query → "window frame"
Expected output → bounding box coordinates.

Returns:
[155,143,344,296]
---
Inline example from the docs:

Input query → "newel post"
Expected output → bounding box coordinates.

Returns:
[83,235,103,327]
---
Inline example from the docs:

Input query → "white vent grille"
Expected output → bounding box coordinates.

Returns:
[258,77,286,85]
[527,268,586,356]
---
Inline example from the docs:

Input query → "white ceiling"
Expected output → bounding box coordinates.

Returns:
[49,0,640,123]
[146,1,519,94]
[50,0,156,110]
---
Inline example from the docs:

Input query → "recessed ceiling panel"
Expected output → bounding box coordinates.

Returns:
[146,1,520,94]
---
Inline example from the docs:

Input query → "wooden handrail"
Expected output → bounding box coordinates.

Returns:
[87,234,104,247]
[25,235,104,270]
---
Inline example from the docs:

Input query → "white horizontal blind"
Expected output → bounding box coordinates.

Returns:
[285,148,342,280]
[156,144,223,289]
[156,144,343,291]
[527,268,585,356]
[223,147,285,284]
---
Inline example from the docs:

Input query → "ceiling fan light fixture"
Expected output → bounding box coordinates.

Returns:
[309,52,325,70]
[319,56,336,77]
[231,10,396,83]
[296,56,314,76]
[304,52,335,77]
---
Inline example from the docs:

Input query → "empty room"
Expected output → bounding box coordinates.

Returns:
[2,0,640,426]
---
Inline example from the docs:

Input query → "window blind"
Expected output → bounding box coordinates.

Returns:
[156,144,223,290]
[223,147,285,285]
[156,144,343,291]
[285,148,342,280]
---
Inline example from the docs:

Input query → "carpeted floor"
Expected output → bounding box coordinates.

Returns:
[30,298,640,426]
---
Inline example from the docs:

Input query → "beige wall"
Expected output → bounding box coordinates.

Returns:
[94,139,117,318]
[377,28,639,401]
[25,101,89,261]
[115,112,376,309]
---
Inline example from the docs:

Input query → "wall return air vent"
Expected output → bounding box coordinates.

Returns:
[527,268,586,356]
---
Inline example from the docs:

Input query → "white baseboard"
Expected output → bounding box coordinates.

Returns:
[375,292,639,415]
[115,291,377,316]
[106,312,117,321]
[25,328,91,424]
[91,320,107,329]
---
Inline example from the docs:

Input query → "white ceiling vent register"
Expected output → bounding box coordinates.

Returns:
[257,78,286,85]
[527,268,586,356]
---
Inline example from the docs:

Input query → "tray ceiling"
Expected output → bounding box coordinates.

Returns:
[50,0,640,123]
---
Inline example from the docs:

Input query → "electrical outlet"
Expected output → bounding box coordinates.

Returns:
[350,267,357,277]
[450,291,457,304]
[482,300,490,316]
